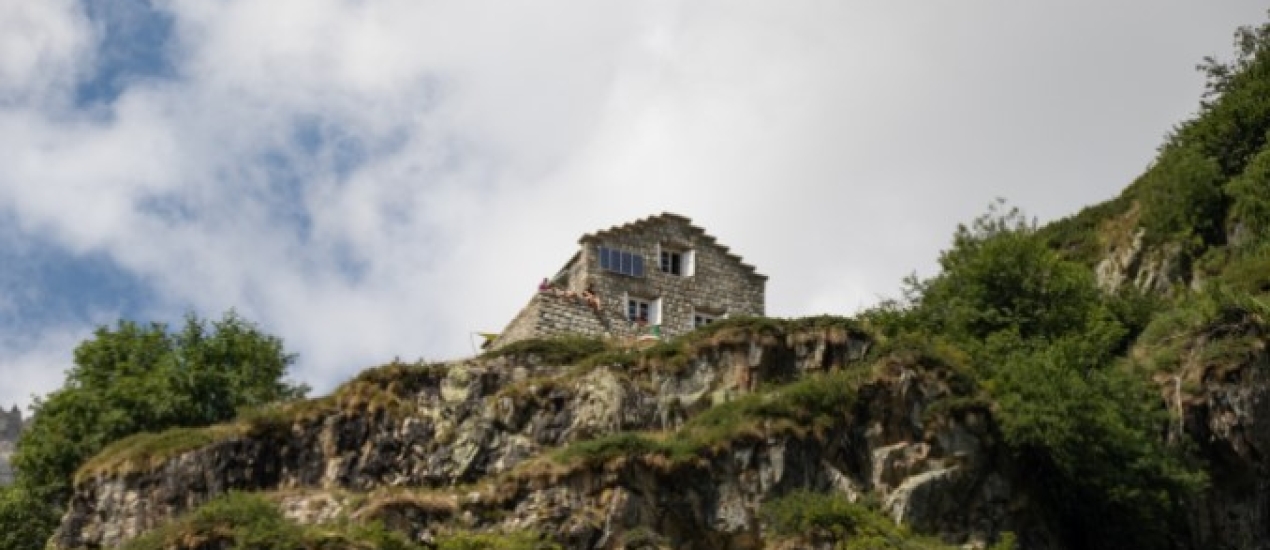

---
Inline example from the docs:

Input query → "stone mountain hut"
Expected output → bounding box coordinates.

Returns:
[488,213,766,349]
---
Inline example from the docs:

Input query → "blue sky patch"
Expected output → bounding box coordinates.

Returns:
[0,212,153,334]
[75,0,177,107]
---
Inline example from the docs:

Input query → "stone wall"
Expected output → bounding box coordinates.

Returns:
[491,288,667,349]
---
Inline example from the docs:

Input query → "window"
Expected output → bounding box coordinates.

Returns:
[660,247,695,277]
[627,297,662,324]
[660,251,682,275]
[693,307,722,328]
[598,246,645,277]
[628,299,650,322]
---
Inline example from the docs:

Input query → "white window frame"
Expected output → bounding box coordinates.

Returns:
[658,246,696,277]
[626,296,662,325]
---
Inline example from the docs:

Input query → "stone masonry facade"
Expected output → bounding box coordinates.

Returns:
[491,213,766,349]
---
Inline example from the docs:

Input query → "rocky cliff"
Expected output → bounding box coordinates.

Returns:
[51,320,1049,549]
[48,310,1270,549]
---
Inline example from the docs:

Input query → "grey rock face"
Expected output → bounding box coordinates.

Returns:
[0,405,22,486]
[52,329,1025,549]
[1178,349,1270,550]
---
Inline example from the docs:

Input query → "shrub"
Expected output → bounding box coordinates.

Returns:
[120,491,427,550]
[761,490,964,549]
[551,369,867,468]
[553,432,667,467]
[120,492,305,550]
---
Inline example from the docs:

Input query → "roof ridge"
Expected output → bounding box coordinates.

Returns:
[576,213,765,279]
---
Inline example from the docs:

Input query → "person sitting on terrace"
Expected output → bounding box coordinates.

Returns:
[538,278,553,292]
[581,286,600,310]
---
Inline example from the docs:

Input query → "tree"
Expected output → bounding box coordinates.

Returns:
[882,202,1203,548]
[1,311,306,550]
[1225,143,1270,244]
[912,200,1104,345]
[1137,146,1226,247]
[0,486,60,550]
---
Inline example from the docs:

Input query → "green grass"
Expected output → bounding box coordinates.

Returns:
[76,425,238,483]
[117,489,555,550]
[760,489,1015,549]
[1135,284,1270,375]
[119,491,426,550]
[1036,194,1133,266]
[484,335,611,365]
[486,316,873,378]
[551,368,869,468]
[77,359,448,482]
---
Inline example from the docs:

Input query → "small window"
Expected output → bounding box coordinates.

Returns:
[628,299,651,322]
[627,297,661,324]
[659,248,695,276]
[597,246,645,277]
[694,313,717,328]
[660,251,682,275]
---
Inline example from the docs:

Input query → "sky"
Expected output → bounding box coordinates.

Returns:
[1,1,1267,412]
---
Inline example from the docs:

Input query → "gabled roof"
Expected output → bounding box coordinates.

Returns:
[578,212,767,280]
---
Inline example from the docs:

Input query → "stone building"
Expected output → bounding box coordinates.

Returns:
[490,213,766,349]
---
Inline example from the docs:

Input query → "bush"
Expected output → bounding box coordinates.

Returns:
[552,369,867,467]
[1226,144,1270,244]
[120,491,426,550]
[1136,146,1226,247]
[7,312,306,549]
[553,432,667,467]
[761,490,964,549]
[0,486,61,550]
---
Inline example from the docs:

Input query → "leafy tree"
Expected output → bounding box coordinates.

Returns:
[0,486,60,550]
[1225,143,1270,244]
[1,312,306,550]
[1137,146,1226,247]
[989,338,1203,549]
[873,202,1203,549]
[910,200,1105,346]
[1182,11,1270,178]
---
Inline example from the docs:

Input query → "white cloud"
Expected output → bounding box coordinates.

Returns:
[0,326,94,412]
[0,0,91,106]
[0,1,1268,410]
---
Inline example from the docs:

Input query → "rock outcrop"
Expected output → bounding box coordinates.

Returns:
[1167,317,1270,550]
[53,314,1270,550]
[51,323,1037,549]
[0,405,23,486]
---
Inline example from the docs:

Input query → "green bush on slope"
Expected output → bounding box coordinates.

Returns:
[1,312,307,550]
[868,200,1205,550]
[761,490,1015,550]
[553,368,867,467]
[120,491,558,550]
